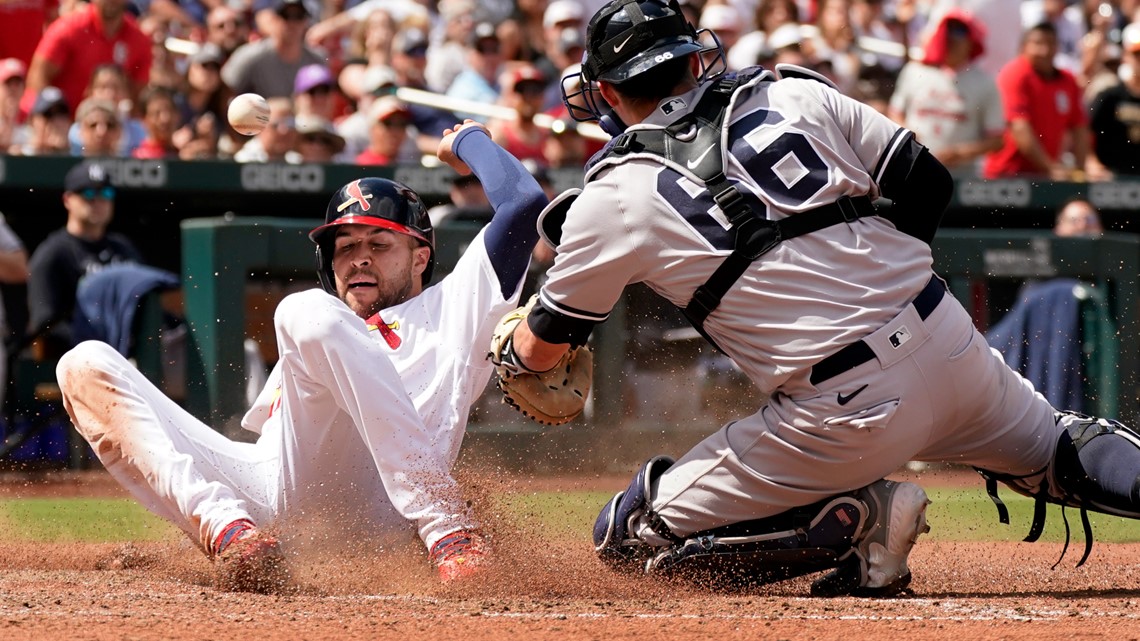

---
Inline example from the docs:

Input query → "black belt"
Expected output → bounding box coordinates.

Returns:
[809,276,946,386]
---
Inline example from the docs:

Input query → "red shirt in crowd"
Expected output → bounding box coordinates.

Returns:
[132,138,175,159]
[983,56,1087,179]
[21,3,151,117]
[355,149,395,165]
[0,0,56,66]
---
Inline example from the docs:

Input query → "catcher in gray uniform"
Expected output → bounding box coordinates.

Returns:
[490,0,1140,596]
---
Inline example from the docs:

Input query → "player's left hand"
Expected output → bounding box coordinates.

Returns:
[437,120,491,176]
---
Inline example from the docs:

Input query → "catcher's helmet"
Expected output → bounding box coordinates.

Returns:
[562,0,724,122]
[309,178,435,294]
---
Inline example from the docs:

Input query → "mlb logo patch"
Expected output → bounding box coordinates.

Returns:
[661,97,686,115]
[889,326,912,349]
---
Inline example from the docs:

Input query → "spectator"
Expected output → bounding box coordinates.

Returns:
[347,8,397,68]
[176,43,232,156]
[1053,197,1104,238]
[139,15,183,90]
[132,85,180,159]
[983,22,1097,181]
[355,96,412,165]
[0,58,26,151]
[390,28,461,152]
[205,6,252,60]
[538,0,586,77]
[924,0,1022,79]
[26,161,142,360]
[496,0,555,64]
[222,0,324,99]
[542,120,589,169]
[427,171,493,227]
[446,22,504,121]
[233,96,300,163]
[850,0,907,71]
[699,4,744,65]
[293,114,345,162]
[728,0,801,70]
[336,65,396,160]
[1089,22,1140,175]
[67,64,147,157]
[888,10,1002,174]
[535,28,583,110]
[805,0,861,92]
[425,0,478,93]
[74,97,123,157]
[488,65,549,164]
[1021,0,1085,77]
[767,22,811,68]
[0,212,29,411]
[9,86,71,156]
[21,0,152,118]
[293,64,337,120]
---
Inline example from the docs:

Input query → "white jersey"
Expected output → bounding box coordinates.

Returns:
[541,72,933,394]
[241,227,518,543]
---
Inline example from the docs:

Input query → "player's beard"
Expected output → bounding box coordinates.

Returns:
[342,263,415,319]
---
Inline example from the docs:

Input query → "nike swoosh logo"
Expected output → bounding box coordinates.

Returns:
[837,384,869,406]
[613,35,634,53]
[687,145,715,169]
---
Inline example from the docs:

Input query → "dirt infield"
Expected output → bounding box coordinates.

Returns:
[2,470,1140,641]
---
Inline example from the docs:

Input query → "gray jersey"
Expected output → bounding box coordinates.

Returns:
[541,73,933,394]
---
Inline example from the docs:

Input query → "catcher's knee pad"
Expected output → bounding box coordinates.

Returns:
[644,494,868,589]
[593,455,675,570]
[978,411,1140,565]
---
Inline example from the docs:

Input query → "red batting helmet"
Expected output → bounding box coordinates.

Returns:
[309,178,436,294]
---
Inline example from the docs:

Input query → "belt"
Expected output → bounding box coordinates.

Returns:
[809,276,946,386]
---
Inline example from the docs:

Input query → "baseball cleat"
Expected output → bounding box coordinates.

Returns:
[811,480,931,598]
[430,530,486,582]
[212,519,291,594]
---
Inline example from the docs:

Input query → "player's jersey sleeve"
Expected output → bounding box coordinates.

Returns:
[532,179,647,342]
[805,79,912,184]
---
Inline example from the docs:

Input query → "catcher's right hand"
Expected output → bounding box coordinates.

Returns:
[488,296,592,426]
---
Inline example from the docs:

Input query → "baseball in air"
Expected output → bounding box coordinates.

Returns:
[227,93,270,136]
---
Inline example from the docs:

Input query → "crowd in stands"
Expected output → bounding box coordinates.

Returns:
[0,0,1139,178]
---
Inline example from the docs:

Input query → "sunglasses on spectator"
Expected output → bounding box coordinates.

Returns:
[43,107,70,119]
[84,118,120,130]
[79,187,116,201]
[515,82,545,96]
[404,45,429,58]
[305,84,332,96]
[378,116,411,128]
[476,41,501,55]
[281,10,308,21]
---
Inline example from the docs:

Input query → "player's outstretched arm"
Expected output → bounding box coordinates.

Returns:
[438,121,549,298]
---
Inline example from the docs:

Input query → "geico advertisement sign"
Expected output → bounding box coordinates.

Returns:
[957,180,1033,207]
[1089,182,1140,209]
[0,157,168,188]
[241,164,325,191]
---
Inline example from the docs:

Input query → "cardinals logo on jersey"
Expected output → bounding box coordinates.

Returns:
[337,179,373,212]
[365,312,402,349]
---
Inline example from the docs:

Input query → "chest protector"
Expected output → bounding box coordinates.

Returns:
[583,66,878,343]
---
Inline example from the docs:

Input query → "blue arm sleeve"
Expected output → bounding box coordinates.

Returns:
[452,127,549,298]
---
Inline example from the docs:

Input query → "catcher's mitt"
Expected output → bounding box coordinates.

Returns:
[488,296,592,426]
